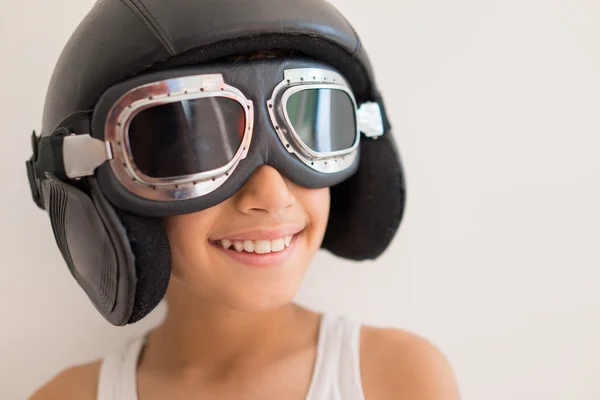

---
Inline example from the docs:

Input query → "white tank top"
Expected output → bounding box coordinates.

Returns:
[97,313,365,400]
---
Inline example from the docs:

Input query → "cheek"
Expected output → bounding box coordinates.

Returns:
[301,187,331,247]
[164,212,216,280]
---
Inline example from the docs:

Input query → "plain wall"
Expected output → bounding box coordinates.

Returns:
[1,0,599,399]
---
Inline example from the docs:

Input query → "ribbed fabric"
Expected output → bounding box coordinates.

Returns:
[97,313,365,400]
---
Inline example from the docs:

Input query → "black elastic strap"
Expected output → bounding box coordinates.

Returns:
[26,157,44,210]
[26,131,45,209]
[33,131,68,181]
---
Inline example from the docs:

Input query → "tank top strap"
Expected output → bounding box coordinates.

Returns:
[97,336,145,400]
[305,313,366,400]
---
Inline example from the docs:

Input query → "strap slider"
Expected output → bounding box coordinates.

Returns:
[63,134,113,179]
[358,102,385,138]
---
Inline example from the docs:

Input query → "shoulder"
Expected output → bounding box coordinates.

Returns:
[359,325,460,400]
[28,361,102,400]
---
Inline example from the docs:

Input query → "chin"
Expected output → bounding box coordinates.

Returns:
[219,278,301,313]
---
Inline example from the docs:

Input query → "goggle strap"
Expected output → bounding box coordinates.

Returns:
[33,133,112,181]
[33,133,67,181]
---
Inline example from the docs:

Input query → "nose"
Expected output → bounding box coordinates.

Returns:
[234,165,296,216]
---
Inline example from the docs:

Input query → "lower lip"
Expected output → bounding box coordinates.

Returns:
[211,235,299,268]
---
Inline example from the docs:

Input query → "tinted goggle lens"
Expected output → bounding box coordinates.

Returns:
[128,97,246,178]
[285,88,357,153]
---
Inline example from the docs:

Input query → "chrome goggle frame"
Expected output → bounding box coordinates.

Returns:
[268,68,384,174]
[105,74,254,201]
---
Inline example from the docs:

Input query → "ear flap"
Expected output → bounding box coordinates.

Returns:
[42,175,135,325]
[322,133,406,260]
[41,175,172,326]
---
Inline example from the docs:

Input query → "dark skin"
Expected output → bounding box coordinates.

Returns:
[30,166,460,399]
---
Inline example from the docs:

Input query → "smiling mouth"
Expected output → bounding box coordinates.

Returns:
[215,235,294,255]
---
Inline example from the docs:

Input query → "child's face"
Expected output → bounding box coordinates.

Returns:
[164,165,330,312]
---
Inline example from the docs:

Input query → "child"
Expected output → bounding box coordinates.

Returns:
[27,0,459,398]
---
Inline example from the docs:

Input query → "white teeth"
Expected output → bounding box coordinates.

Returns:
[233,241,244,252]
[243,240,255,252]
[254,240,271,254]
[271,238,285,252]
[219,235,296,254]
